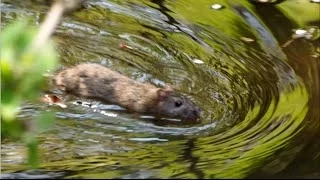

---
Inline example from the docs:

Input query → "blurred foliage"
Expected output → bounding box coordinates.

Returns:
[1,0,319,178]
[277,0,320,27]
[1,19,58,168]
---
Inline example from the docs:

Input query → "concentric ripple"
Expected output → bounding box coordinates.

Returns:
[1,0,319,179]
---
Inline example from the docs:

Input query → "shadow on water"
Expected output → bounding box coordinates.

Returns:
[247,1,320,178]
[1,0,319,179]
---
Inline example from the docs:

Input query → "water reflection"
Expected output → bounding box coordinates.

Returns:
[1,0,319,179]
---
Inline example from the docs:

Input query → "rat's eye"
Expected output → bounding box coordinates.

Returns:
[175,101,182,107]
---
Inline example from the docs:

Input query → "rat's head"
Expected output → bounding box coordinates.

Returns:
[154,86,201,122]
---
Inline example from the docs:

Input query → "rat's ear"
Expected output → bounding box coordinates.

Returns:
[164,84,174,92]
[157,86,174,101]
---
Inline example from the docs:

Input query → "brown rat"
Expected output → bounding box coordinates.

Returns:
[53,63,201,122]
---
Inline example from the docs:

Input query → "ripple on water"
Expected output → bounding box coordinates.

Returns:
[1,0,317,179]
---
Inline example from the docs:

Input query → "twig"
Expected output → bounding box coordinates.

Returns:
[30,0,85,50]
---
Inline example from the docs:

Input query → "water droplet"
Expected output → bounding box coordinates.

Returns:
[310,0,320,3]
[193,59,204,64]
[240,37,255,43]
[295,29,307,35]
[211,4,223,10]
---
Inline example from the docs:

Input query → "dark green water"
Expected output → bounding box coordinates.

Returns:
[1,0,319,178]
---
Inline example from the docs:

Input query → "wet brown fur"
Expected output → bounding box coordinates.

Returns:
[53,63,201,121]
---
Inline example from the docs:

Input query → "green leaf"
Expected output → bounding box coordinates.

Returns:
[1,119,25,140]
[35,111,56,133]
[0,18,58,169]
[27,138,39,168]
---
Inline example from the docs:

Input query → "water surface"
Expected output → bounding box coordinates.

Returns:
[1,0,319,178]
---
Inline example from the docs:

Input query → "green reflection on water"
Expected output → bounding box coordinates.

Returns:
[1,0,318,179]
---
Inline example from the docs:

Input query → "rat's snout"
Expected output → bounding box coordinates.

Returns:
[193,109,200,117]
[185,106,201,122]
[181,107,202,124]
[194,106,201,117]
[194,107,202,122]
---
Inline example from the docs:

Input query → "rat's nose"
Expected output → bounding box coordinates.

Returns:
[193,107,201,117]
